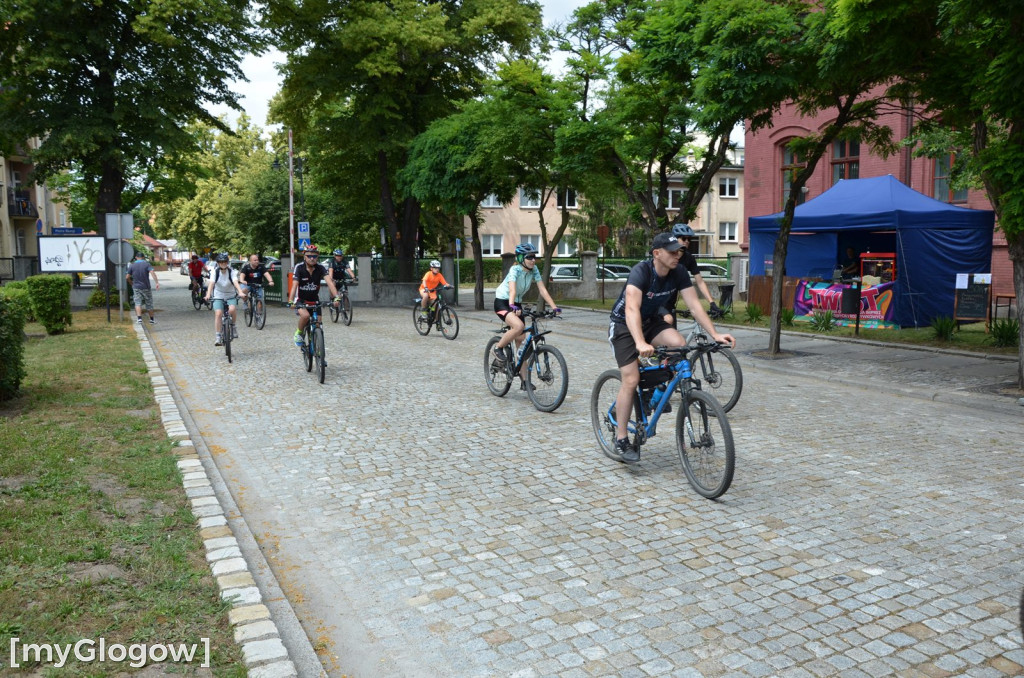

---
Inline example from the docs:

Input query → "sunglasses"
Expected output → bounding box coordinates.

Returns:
[305,254,318,258]
[524,255,536,260]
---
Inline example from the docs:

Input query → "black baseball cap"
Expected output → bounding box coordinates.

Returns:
[651,233,683,252]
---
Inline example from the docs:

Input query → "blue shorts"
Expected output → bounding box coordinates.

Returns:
[212,297,238,311]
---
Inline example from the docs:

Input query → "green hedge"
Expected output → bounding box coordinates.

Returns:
[86,285,131,310]
[0,283,34,323]
[0,294,27,401]
[25,274,72,335]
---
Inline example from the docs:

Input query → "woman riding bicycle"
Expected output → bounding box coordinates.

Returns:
[491,244,560,382]
[203,252,247,346]
[419,259,450,318]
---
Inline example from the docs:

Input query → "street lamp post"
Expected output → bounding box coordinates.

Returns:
[272,130,298,291]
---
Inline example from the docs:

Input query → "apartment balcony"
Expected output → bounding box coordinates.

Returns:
[7,190,37,218]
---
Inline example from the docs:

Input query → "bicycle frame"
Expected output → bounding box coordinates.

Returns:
[499,309,552,375]
[606,351,700,446]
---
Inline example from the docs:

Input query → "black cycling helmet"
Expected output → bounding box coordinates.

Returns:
[215,252,229,263]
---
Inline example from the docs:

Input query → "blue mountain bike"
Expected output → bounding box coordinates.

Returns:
[484,306,568,412]
[590,345,735,499]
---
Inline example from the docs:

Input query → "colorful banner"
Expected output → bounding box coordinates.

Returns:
[794,280,898,328]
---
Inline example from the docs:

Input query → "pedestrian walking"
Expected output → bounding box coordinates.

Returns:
[126,251,160,324]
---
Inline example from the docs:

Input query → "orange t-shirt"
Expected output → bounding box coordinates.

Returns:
[421,270,448,296]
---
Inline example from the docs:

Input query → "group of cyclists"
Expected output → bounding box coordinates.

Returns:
[187,247,355,347]
[185,225,735,463]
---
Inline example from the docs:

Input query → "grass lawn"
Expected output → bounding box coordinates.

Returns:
[0,309,244,676]
[558,297,1019,357]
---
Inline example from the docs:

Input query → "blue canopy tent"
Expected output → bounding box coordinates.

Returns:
[747,175,994,327]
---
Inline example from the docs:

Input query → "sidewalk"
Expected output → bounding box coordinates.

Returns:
[455,292,1024,417]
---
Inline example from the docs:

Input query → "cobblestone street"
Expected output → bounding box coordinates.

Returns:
[149,275,1023,677]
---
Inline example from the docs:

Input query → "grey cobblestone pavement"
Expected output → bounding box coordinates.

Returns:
[147,274,1023,677]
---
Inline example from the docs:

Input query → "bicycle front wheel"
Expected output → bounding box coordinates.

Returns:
[223,320,232,363]
[676,389,734,499]
[254,299,266,330]
[329,300,339,323]
[342,295,352,326]
[313,326,326,383]
[483,336,512,397]
[244,299,253,327]
[695,346,743,413]
[590,369,641,462]
[526,345,568,412]
[303,329,313,372]
[439,306,459,340]
[413,305,431,335]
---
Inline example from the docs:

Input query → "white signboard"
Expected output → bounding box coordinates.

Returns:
[38,236,107,272]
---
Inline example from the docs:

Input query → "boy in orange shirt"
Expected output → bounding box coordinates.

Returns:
[419,260,449,317]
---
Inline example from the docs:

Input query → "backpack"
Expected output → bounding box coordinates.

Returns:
[214,266,233,285]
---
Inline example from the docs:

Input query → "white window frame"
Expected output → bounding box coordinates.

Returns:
[520,234,541,253]
[481,234,503,257]
[668,189,686,210]
[556,189,577,209]
[555,240,577,257]
[519,188,542,209]
[719,221,738,243]
[480,193,502,208]
[719,177,738,198]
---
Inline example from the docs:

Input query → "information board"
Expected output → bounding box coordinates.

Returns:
[953,273,991,325]
[37,236,107,272]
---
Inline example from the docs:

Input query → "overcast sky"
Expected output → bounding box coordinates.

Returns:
[208,0,591,129]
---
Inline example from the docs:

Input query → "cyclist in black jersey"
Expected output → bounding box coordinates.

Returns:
[327,249,354,284]
[288,245,340,346]
[607,232,735,462]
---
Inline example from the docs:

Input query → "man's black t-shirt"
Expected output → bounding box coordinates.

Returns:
[327,257,350,280]
[240,263,268,286]
[609,259,692,325]
[293,263,329,303]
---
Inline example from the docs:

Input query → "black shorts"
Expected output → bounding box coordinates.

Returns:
[494,297,515,318]
[608,317,674,367]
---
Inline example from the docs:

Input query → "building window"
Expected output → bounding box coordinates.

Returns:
[555,239,577,257]
[556,189,577,209]
[934,155,968,203]
[16,228,26,256]
[60,210,67,228]
[481,234,503,257]
[480,194,502,208]
[719,221,737,242]
[831,140,860,184]
[520,188,541,209]
[668,189,686,210]
[520,234,541,253]
[718,177,738,198]
[781,146,806,208]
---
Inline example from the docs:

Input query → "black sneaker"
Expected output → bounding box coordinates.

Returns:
[149,317,155,325]
[615,437,640,463]
[491,347,506,367]
[520,380,535,391]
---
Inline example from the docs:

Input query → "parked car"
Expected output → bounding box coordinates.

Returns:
[549,264,625,281]
[695,262,729,280]
[262,256,282,271]
[602,263,634,277]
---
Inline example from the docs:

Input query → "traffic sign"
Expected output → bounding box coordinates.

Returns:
[107,240,135,264]
[298,238,311,251]
[456,238,461,252]
[105,213,134,239]
[298,221,310,238]
[53,227,83,235]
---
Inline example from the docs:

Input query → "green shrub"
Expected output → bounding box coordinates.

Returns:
[745,303,764,323]
[0,285,34,322]
[988,318,1020,348]
[25,274,72,335]
[781,307,796,326]
[810,310,837,332]
[930,315,956,341]
[0,295,27,401]
[86,285,130,310]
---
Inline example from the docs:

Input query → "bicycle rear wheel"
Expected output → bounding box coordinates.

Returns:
[313,326,326,383]
[483,336,512,396]
[342,295,352,326]
[590,369,641,462]
[676,389,734,499]
[255,299,266,330]
[439,306,459,340]
[192,287,203,310]
[413,304,432,335]
[303,329,313,372]
[244,298,253,326]
[694,346,743,412]
[526,345,568,412]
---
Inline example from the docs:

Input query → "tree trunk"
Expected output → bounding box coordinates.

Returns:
[1007,234,1024,389]
[469,212,485,311]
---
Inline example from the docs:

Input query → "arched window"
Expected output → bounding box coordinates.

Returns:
[781,146,806,208]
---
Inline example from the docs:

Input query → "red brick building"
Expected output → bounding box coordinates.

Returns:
[743,98,1014,297]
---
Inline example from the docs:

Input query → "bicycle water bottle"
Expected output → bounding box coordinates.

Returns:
[650,383,668,409]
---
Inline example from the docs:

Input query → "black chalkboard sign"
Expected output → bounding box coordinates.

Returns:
[953,274,991,325]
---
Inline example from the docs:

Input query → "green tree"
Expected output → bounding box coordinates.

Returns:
[838,0,1024,386]
[0,0,264,229]
[265,0,542,281]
